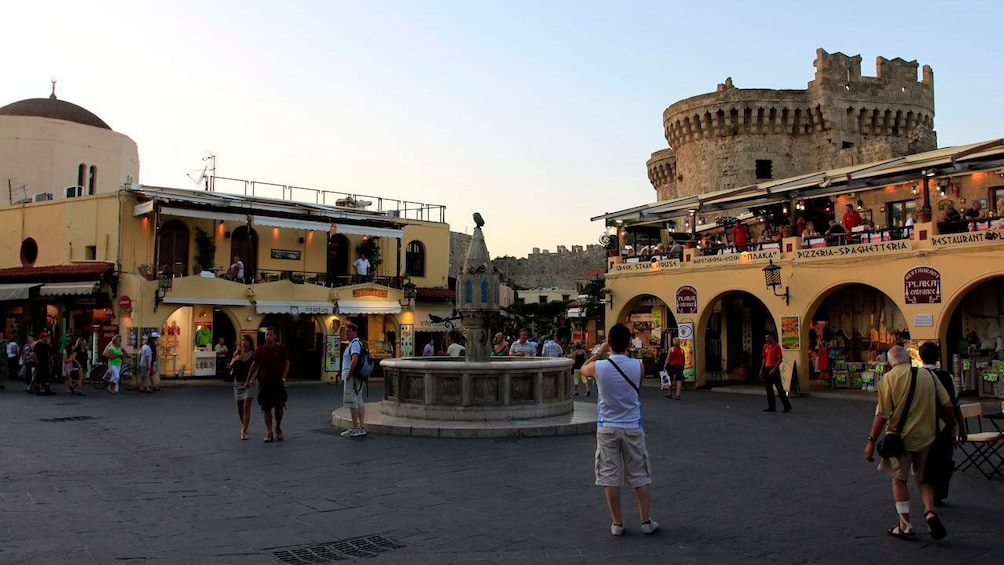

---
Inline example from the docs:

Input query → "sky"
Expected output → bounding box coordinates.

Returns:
[5,0,1004,257]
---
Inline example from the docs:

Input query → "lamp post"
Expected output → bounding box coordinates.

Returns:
[154,266,174,312]
[401,278,418,309]
[762,259,789,305]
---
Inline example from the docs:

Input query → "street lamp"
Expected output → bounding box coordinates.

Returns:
[154,266,174,311]
[401,278,418,308]
[762,259,789,305]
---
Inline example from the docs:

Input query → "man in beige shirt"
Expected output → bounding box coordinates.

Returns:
[864,345,954,541]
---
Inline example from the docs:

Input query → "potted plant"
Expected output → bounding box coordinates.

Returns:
[917,207,932,223]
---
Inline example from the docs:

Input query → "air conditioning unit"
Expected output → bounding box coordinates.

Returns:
[65,185,84,198]
[34,192,54,202]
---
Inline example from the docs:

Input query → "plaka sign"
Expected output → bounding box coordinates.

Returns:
[904,267,941,304]
[676,285,698,314]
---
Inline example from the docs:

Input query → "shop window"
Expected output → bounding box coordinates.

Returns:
[755,159,773,180]
[19,238,38,267]
[405,240,425,277]
[887,199,916,227]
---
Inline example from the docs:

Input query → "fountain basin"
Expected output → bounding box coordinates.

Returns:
[380,356,574,421]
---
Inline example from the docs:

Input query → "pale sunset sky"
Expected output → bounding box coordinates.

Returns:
[4,0,1003,257]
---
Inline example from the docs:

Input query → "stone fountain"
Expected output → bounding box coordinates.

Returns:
[333,214,593,437]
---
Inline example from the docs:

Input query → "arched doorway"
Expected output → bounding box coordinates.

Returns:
[230,226,258,283]
[213,308,238,378]
[703,291,772,384]
[618,294,676,377]
[327,234,350,285]
[807,284,907,390]
[158,220,189,275]
[945,276,1004,397]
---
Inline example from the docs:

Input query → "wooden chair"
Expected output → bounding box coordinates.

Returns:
[957,402,1004,479]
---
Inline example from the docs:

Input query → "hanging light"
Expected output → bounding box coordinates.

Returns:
[761,259,789,306]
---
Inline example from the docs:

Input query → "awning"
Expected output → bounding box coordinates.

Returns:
[163,297,253,307]
[336,299,402,315]
[252,215,332,232]
[0,283,41,301]
[39,281,99,297]
[158,206,247,222]
[255,300,334,315]
[413,303,460,331]
[332,224,404,239]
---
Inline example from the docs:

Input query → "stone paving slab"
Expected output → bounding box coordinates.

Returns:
[1,381,1003,564]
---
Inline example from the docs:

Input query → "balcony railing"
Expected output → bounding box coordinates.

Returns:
[172,267,405,289]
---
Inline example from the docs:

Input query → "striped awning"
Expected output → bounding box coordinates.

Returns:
[39,281,99,297]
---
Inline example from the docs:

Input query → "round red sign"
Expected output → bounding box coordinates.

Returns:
[118,295,133,311]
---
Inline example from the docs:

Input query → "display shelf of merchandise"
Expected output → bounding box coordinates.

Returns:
[193,349,217,377]
[979,359,1004,398]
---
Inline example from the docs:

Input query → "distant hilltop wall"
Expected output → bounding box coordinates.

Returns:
[648,48,936,200]
[449,232,606,290]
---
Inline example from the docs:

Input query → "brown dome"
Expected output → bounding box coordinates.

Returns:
[0,97,111,130]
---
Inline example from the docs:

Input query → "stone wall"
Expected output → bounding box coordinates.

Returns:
[648,48,936,201]
[449,232,606,290]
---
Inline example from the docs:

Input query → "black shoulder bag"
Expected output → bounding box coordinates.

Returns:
[876,369,917,459]
[607,358,640,395]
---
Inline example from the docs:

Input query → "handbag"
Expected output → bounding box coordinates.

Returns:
[658,369,672,387]
[876,369,917,459]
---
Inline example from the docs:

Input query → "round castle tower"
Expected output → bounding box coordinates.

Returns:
[647,48,936,201]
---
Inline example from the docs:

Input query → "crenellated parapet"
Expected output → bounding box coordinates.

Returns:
[651,49,936,199]
[646,148,678,197]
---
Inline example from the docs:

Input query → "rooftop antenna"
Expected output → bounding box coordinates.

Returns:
[6,178,27,205]
[186,152,216,191]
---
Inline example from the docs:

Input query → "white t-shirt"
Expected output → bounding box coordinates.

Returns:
[354,257,370,276]
[6,341,18,358]
[231,260,245,279]
[595,354,643,429]
[447,343,465,357]
[139,344,153,370]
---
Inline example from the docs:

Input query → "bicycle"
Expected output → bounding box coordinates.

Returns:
[85,360,136,391]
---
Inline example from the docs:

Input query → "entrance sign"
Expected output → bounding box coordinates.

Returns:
[904,267,941,304]
[676,286,697,314]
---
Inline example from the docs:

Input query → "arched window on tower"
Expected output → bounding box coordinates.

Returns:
[88,165,97,195]
[405,240,425,277]
[77,164,86,189]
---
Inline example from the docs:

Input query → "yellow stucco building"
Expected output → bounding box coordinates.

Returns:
[596,140,1004,398]
[0,91,452,381]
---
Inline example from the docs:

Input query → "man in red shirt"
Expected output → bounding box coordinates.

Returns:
[841,203,863,232]
[760,333,791,412]
[731,222,750,252]
[251,327,290,442]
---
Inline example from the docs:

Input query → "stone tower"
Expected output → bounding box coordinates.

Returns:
[647,48,936,201]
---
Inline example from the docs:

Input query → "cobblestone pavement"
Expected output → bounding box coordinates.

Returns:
[1,380,1002,564]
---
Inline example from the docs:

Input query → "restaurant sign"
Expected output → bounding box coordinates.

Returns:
[353,288,389,298]
[692,249,778,266]
[610,259,680,273]
[676,285,698,314]
[795,240,910,261]
[904,267,941,304]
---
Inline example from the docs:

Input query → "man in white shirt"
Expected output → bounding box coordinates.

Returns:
[353,254,371,283]
[580,323,658,537]
[446,338,466,357]
[509,329,536,357]
[230,256,245,282]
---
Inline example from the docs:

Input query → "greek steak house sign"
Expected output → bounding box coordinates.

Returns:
[676,285,698,314]
[904,267,941,304]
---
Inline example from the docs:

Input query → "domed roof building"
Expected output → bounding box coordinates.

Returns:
[0,83,138,202]
[0,94,112,130]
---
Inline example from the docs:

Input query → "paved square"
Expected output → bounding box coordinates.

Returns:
[1,382,1002,564]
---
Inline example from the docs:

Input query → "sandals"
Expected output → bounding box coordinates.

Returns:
[675,395,681,400]
[263,433,274,443]
[276,429,284,441]
[240,430,248,440]
[925,510,947,540]
[886,525,915,540]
